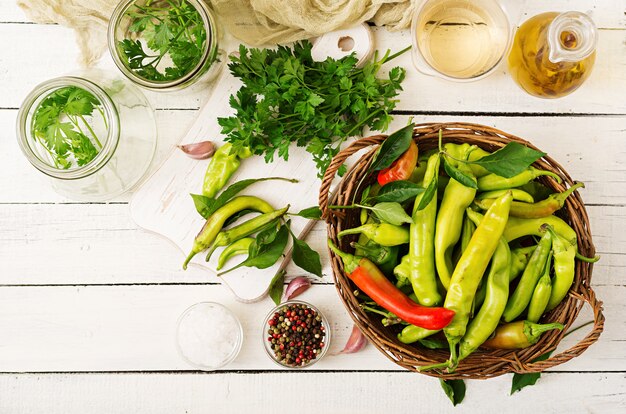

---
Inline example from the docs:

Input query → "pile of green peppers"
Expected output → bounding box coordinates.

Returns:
[342,143,598,372]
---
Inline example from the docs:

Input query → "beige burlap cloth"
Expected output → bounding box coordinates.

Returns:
[16,0,415,66]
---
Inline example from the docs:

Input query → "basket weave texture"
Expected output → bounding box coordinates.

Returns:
[319,122,605,379]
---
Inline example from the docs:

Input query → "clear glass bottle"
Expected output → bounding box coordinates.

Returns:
[108,0,223,91]
[508,11,598,98]
[17,69,157,201]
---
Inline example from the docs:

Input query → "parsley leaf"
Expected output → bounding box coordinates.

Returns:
[118,0,207,82]
[30,86,105,169]
[219,41,410,177]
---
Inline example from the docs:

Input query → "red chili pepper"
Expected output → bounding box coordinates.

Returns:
[328,241,455,330]
[377,140,418,186]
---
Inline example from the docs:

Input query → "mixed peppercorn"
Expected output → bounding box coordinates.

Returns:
[266,303,326,367]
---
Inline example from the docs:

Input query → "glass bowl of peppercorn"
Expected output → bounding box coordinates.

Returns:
[262,300,331,368]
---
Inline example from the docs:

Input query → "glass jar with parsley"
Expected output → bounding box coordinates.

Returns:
[108,0,222,91]
[16,69,156,200]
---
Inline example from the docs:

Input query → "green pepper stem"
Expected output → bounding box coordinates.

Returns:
[524,321,564,344]
[551,182,584,207]
[204,243,219,262]
[535,169,563,184]
[417,360,451,372]
[338,225,369,238]
[328,240,359,273]
[575,251,600,263]
[182,251,196,270]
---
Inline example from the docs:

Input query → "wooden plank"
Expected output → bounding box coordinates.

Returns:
[0,284,621,372]
[0,203,624,285]
[4,109,626,204]
[1,22,625,113]
[0,372,624,413]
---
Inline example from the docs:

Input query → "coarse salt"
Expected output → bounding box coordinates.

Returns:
[177,302,242,369]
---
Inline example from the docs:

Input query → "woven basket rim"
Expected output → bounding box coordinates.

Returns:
[319,122,605,379]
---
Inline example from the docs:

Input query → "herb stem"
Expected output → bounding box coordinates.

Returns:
[79,115,103,149]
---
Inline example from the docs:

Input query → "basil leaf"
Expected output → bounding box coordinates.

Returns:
[440,379,466,406]
[510,351,553,395]
[242,224,289,269]
[223,209,256,227]
[190,193,215,219]
[268,269,286,305]
[418,338,448,349]
[209,177,298,217]
[443,157,477,189]
[360,185,372,204]
[357,202,413,226]
[292,237,323,277]
[367,123,414,172]
[295,206,322,220]
[415,176,437,211]
[256,220,281,246]
[470,142,545,178]
[370,181,424,203]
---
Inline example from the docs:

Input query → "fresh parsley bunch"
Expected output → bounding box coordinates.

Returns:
[31,86,105,169]
[219,41,409,177]
[118,0,206,82]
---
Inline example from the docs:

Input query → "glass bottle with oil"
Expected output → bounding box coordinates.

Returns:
[508,11,597,98]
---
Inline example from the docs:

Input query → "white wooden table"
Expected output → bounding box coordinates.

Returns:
[1,1,625,412]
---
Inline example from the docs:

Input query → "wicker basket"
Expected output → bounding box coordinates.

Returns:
[319,122,605,379]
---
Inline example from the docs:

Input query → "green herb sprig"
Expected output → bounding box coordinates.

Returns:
[118,0,207,82]
[31,86,105,169]
[219,41,410,177]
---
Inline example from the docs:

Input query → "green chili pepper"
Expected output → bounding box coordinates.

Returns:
[458,235,511,361]
[441,192,512,369]
[545,225,577,311]
[527,253,553,322]
[477,167,562,191]
[409,159,428,184]
[409,153,443,306]
[452,214,476,265]
[398,324,439,344]
[205,205,289,261]
[393,254,411,288]
[482,320,564,349]
[504,215,577,246]
[466,145,491,177]
[510,245,537,282]
[435,158,477,290]
[477,189,535,204]
[503,230,552,322]
[216,237,254,270]
[474,182,584,218]
[351,241,399,277]
[338,223,409,246]
[202,143,252,198]
[182,196,275,269]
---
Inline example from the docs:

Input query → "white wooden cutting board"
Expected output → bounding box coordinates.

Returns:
[129,67,320,302]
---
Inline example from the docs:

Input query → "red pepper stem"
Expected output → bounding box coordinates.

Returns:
[328,240,359,273]
[361,304,394,318]
[524,321,564,344]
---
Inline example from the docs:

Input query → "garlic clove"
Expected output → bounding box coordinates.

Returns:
[177,140,216,160]
[284,276,311,301]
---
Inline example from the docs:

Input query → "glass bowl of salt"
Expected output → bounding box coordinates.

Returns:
[176,302,243,370]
